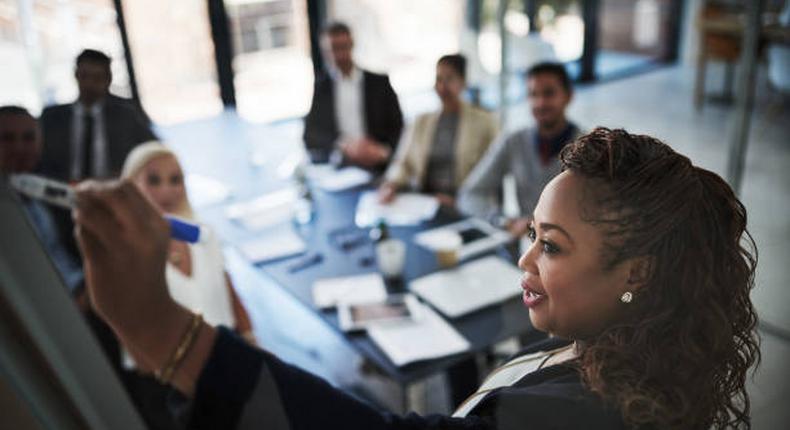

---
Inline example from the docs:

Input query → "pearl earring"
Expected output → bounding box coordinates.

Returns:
[620,291,633,303]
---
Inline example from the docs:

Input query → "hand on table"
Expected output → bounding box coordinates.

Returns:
[378,182,397,204]
[434,193,456,208]
[340,137,391,168]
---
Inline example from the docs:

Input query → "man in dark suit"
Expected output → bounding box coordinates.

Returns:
[303,22,403,172]
[39,49,156,182]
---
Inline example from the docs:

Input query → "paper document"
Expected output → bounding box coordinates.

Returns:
[237,228,306,263]
[186,174,230,208]
[367,300,470,366]
[312,273,388,308]
[410,256,523,318]
[225,188,298,230]
[415,218,512,261]
[310,167,372,192]
[355,191,439,227]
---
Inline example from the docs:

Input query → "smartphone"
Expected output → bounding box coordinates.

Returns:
[458,227,488,244]
[338,294,419,332]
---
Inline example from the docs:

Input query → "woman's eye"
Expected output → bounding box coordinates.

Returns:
[147,175,161,186]
[541,240,560,255]
[526,226,536,241]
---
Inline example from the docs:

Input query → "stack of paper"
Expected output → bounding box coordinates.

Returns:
[225,188,298,230]
[309,167,372,192]
[237,228,306,264]
[414,218,512,261]
[312,273,388,308]
[185,174,230,208]
[355,191,439,227]
[410,256,523,318]
[367,300,470,366]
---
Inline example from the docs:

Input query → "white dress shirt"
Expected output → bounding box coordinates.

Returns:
[333,67,365,142]
[71,101,109,180]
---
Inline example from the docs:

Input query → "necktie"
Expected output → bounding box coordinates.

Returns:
[82,112,94,179]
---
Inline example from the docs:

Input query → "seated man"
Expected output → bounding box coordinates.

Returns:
[458,62,582,236]
[0,105,83,293]
[303,22,404,172]
[38,49,156,182]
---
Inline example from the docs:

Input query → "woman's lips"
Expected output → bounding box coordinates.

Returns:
[521,279,547,308]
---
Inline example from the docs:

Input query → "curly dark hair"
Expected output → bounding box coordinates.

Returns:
[558,127,760,429]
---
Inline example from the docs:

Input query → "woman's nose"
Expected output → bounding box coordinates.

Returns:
[518,240,539,274]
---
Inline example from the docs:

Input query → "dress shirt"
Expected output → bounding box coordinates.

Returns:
[71,101,108,180]
[22,198,84,292]
[333,67,365,141]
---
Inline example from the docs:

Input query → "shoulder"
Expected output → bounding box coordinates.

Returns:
[40,104,71,119]
[104,96,140,116]
[478,378,625,430]
[314,71,332,87]
[414,111,435,126]
[493,127,531,152]
[362,70,391,84]
[569,122,585,138]
[462,103,495,121]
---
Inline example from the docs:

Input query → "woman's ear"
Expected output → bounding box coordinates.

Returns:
[626,256,654,292]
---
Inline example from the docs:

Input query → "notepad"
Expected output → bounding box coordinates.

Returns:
[355,191,439,227]
[312,273,388,309]
[225,188,298,230]
[311,167,372,192]
[367,300,470,366]
[409,256,523,318]
[414,218,512,261]
[237,228,307,263]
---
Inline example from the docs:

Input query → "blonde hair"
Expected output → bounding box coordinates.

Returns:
[121,141,194,219]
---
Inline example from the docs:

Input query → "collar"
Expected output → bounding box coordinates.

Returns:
[533,122,578,155]
[330,66,361,84]
[74,100,104,117]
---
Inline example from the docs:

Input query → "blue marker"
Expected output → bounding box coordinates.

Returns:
[9,174,204,244]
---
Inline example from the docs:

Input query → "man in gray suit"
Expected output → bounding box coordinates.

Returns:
[39,49,156,182]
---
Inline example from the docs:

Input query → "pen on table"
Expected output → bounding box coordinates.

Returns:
[288,252,323,273]
[8,173,204,244]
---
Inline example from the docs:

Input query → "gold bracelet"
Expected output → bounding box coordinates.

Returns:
[156,313,203,385]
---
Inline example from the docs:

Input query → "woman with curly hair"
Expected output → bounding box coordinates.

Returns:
[72,127,760,429]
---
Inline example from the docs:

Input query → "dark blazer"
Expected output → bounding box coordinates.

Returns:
[38,95,157,181]
[188,329,626,429]
[303,69,404,169]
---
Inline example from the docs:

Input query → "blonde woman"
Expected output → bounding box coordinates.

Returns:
[121,142,254,346]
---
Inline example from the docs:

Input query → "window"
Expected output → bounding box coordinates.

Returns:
[121,0,223,125]
[0,0,129,114]
[327,0,465,116]
[227,0,314,123]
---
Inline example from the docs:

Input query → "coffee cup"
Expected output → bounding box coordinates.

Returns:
[432,230,463,268]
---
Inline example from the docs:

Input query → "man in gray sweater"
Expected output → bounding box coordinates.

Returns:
[458,62,581,236]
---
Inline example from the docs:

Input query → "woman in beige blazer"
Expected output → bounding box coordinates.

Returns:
[379,54,498,207]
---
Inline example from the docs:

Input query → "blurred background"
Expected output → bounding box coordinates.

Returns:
[1,0,788,427]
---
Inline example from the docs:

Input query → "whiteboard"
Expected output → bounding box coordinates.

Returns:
[0,177,145,429]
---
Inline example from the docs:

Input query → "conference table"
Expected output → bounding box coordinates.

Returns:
[166,118,539,411]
